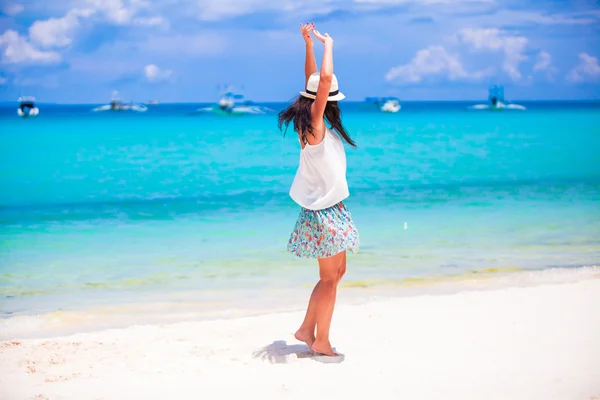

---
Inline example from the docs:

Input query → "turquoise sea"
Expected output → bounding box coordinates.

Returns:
[1,101,599,336]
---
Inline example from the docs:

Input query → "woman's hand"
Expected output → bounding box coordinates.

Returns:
[300,22,314,45]
[312,30,333,46]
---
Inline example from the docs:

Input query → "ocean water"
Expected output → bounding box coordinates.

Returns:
[1,101,599,329]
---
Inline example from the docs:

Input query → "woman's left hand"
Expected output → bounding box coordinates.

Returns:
[300,22,315,45]
[312,30,333,46]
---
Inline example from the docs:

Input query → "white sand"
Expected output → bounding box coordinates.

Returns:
[1,278,599,400]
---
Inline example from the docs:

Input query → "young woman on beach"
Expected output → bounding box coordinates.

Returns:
[278,23,360,357]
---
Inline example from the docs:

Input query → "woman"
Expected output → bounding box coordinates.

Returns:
[278,23,360,357]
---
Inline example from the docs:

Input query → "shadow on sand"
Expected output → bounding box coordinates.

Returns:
[253,340,345,364]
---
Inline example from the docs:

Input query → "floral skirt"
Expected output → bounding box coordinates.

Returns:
[287,201,359,259]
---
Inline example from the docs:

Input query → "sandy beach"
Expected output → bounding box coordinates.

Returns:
[1,275,599,400]
[2,1,600,399]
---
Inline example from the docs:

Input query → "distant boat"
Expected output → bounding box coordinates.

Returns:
[17,96,39,118]
[145,100,159,105]
[365,96,401,113]
[381,99,401,113]
[468,85,526,111]
[195,86,272,116]
[92,91,148,112]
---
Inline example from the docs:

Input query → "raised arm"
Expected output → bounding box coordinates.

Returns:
[311,30,334,128]
[300,23,317,85]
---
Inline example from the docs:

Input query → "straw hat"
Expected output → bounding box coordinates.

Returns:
[300,72,346,101]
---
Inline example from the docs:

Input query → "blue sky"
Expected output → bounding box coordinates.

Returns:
[0,0,599,103]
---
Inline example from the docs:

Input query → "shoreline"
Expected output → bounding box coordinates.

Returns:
[1,273,598,399]
[1,265,598,341]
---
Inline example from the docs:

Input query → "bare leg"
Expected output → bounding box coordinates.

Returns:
[337,251,347,284]
[294,281,320,348]
[295,251,347,353]
[311,251,345,356]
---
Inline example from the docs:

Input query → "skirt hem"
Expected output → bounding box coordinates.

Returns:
[286,244,359,260]
[286,201,359,259]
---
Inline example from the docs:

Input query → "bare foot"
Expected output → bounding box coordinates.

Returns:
[311,339,336,356]
[294,329,315,350]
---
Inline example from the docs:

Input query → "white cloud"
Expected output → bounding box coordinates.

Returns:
[0,30,61,64]
[24,0,165,51]
[144,64,173,82]
[533,51,551,72]
[7,0,165,63]
[385,45,493,84]
[85,0,135,24]
[83,0,165,26]
[3,4,25,15]
[458,28,528,80]
[567,52,600,82]
[532,51,557,80]
[386,46,467,83]
[29,9,95,48]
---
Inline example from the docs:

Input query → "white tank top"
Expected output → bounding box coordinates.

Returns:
[289,127,350,210]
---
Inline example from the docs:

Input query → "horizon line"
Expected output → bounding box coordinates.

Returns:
[1,99,599,105]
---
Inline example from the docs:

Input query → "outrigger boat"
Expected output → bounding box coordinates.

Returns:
[92,91,148,112]
[365,96,401,113]
[468,85,526,111]
[17,96,39,117]
[195,86,272,116]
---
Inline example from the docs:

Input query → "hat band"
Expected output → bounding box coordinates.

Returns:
[305,89,339,97]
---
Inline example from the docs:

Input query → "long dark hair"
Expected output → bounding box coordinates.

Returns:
[277,96,356,148]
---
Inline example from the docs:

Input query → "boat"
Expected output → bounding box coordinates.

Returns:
[145,100,159,105]
[92,91,148,112]
[17,96,39,117]
[365,96,401,113]
[381,99,401,113]
[195,86,273,116]
[468,85,526,111]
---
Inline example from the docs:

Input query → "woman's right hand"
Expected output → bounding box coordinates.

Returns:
[312,30,333,46]
[300,22,314,45]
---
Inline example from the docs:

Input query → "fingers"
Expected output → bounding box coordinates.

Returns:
[312,30,325,42]
[300,22,314,32]
[309,27,332,43]
[301,23,314,42]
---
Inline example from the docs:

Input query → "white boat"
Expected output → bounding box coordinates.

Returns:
[381,99,401,113]
[365,97,401,113]
[17,96,39,117]
[468,85,526,111]
[92,91,148,112]
[196,86,272,116]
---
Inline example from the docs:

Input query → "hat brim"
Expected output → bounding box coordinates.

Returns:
[299,91,346,101]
